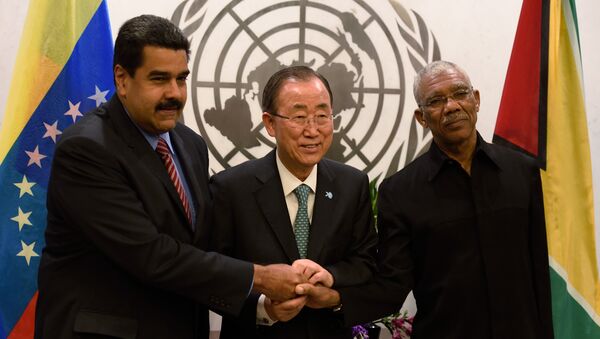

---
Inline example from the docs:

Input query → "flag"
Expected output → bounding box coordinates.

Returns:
[494,0,600,337]
[0,1,113,337]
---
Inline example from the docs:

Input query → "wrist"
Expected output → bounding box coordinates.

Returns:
[328,289,341,308]
[257,294,278,326]
[252,264,265,293]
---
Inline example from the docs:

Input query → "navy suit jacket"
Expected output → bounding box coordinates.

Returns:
[209,150,377,339]
[35,96,254,339]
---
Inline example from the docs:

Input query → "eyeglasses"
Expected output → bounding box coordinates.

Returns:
[420,87,473,110]
[269,112,333,128]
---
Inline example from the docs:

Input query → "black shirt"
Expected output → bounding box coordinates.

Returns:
[341,133,554,339]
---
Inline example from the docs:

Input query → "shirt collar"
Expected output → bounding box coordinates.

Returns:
[426,132,501,181]
[139,129,173,153]
[123,106,174,152]
[275,151,317,196]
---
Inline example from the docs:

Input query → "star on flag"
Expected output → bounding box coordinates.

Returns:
[25,146,47,168]
[88,85,109,107]
[43,120,62,143]
[64,100,82,122]
[13,175,36,198]
[10,207,33,231]
[16,241,39,266]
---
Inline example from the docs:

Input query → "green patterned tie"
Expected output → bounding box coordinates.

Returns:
[293,184,311,258]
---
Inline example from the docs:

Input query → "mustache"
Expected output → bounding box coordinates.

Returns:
[441,112,469,124]
[155,99,183,111]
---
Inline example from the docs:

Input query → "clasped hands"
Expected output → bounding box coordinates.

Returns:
[253,259,341,322]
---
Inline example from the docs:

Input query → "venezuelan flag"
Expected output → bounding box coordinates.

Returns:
[0,1,113,337]
[494,0,599,337]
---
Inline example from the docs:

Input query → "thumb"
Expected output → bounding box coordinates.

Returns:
[295,283,313,295]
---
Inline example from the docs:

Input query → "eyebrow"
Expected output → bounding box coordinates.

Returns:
[427,84,471,97]
[148,70,190,78]
[291,103,330,110]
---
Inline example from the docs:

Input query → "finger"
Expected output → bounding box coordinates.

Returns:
[292,259,307,270]
[309,271,333,286]
[302,266,316,279]
[308,271,323,284]
[295,283,313,295]
[282,296,307,309]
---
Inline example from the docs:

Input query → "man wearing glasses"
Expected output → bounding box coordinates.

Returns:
[209,66,377,338]
[298,60,554,338]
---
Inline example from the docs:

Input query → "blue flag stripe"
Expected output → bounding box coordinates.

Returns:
[0,2,113,335]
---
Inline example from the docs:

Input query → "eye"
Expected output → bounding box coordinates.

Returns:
[150,76,167,83]
[315,113,332,124]
[426,97,444,107]
[452,89,470,100]
[290,115,307,125]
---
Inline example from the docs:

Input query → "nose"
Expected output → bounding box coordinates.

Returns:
[303,120,320,136]
[443,96,461,112]
[165,78,185,100]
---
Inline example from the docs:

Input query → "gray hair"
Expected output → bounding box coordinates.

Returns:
[413,60,472,105]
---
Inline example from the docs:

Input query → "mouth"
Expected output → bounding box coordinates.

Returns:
[300,143,321,152]
[442,113,468,128]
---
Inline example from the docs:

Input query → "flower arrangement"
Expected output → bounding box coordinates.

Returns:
[352,310,414,339]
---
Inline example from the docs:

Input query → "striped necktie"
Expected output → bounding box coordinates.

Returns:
[156,137,193,225]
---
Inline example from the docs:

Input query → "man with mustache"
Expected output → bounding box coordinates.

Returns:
[35,15,305,339]
[299,60,554,338]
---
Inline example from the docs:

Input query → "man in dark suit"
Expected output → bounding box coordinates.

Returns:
[35,15,305,339]
[299,60,554,339]
[209,66,377,338]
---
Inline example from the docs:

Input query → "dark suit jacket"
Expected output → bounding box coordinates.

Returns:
[209,150,377,339]
[339,135,554,339]
[35,96,254,339]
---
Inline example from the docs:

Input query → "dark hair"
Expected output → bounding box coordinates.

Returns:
[261,66,333,114]
[113,14,190,77]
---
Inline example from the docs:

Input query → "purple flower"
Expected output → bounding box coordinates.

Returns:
[352,325,369,338]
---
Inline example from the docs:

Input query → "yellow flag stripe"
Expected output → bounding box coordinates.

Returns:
[562,0,584,94]
[0,0,102,164]
[545,0,599,318]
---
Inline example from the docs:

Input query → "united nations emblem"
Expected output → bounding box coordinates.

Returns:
[172,0,440,179]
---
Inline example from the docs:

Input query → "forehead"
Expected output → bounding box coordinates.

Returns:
[138,46,188,71]
[277,77,331,107]
[420,68,471,95]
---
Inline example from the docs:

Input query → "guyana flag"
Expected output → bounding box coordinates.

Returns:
[494,0,600,337]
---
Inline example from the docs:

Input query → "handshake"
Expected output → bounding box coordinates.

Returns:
[252,259,341,322]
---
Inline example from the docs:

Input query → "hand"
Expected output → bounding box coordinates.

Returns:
[264,295,307,322]
[295,283,341,309]
[292,259,334,287]
[253,264,306,301]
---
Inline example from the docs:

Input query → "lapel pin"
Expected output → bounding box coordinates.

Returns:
[325,191,333,199]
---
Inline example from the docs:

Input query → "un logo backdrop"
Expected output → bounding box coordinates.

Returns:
[172,0,441,180]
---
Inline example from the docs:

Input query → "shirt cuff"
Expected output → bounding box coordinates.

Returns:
[256,294,278,326]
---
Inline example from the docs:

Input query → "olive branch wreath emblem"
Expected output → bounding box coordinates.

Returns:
[171,0,440,180]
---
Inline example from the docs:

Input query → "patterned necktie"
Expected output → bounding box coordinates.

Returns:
[156,137,193,225]
[293,184,311,258]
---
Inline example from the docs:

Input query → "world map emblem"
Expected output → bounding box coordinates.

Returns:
[172,0,441,179]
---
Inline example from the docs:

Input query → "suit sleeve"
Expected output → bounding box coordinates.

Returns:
[528,165,555,339]
[337,177,413,325]
[208,173,264,327]
[49,135,253,316]
[326,174,378,287]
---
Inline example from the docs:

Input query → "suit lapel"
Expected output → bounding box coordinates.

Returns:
[255,151,300,262]
[308,160,337,261]
[106,97,193,236]
[170,129,206,236]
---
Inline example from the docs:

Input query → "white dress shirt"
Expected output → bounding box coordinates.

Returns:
[256,152,317,325]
